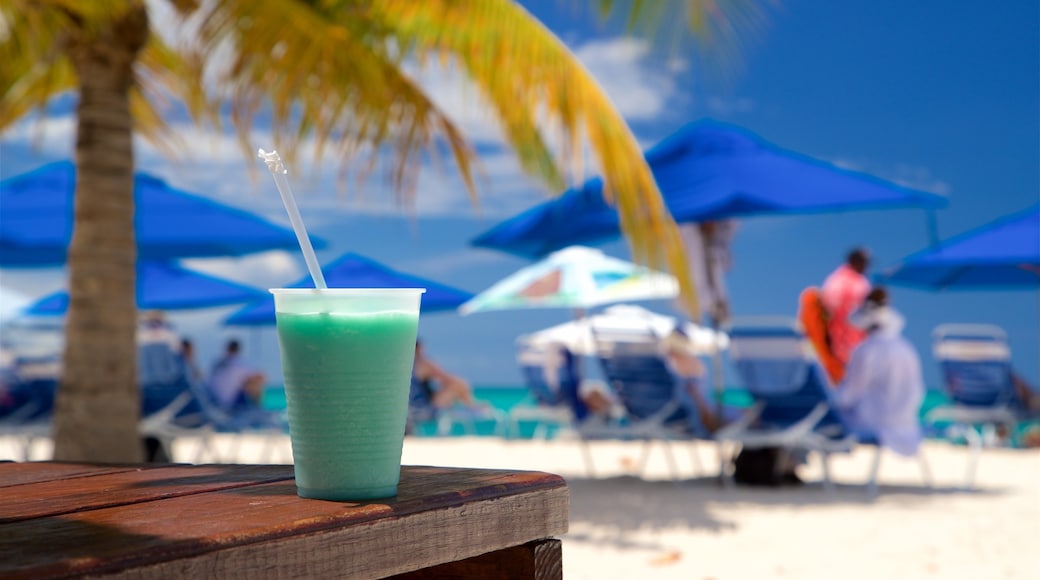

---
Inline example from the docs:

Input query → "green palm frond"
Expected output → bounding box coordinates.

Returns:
[594,0,775,45]
[373,0,699,313]
[187,0,478,202]
[130,33,213,159]
[0,0,776,317]
[0,0,205,143]
[595,0,777,84]
[0,2,77,129]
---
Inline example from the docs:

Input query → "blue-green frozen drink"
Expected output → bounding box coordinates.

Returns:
[271,288,424,500]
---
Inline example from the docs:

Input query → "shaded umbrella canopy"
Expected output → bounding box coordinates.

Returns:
[224,253,473,325]
[876,204,1040,290]
[24,261,265,314]
[0,161,324,267]
[518,304,729,356]
[458,246,678,315]
[473,119,948,258]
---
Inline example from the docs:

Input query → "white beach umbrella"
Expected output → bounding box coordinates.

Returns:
[459,246,679,315]
[517,304,728,356]
[0,286,34,324]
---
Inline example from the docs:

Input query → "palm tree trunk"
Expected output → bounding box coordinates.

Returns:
[51,5,150,463]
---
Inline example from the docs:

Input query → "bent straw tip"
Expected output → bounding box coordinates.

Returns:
[257,148,287,174]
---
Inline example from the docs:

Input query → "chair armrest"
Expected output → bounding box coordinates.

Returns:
[716,402,830,448]
[1,400,44,424]
[140,392,192,431]
[715,401,764,440]
[925,405,1018,425]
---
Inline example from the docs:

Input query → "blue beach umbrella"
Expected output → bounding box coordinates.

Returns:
[23,261,265,315]
[876,204,1040,290]
[224,253,474,326]
[0,161,324,267]
[472,119,948,258]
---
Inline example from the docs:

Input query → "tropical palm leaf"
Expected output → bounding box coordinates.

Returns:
[0,0,206,152]
[596,0,775,49]
[372,0,699,313]
[0,3,78,128]
[186,0,478,202]
[0,0,773,463]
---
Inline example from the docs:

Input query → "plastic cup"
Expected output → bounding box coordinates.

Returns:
[271,288,425,500]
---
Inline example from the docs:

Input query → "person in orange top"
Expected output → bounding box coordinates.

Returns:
[820,248,872,367]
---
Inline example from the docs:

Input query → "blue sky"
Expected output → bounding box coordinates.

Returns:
[1,0,1037,388]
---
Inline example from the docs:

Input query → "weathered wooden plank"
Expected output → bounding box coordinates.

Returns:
[385,539,564,580]
[0,465,569,579]
[0,464,295,522]
[0,461,140,489]
[394,466,566,512]
[106,486,569,580]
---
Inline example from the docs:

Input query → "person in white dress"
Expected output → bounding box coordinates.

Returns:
[834,287,925,456]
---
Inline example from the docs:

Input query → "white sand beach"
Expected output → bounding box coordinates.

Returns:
[400,437,1040,580]
[6,434,1038,579]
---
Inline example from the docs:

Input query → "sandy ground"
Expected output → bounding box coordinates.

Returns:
[6,434,1038,580]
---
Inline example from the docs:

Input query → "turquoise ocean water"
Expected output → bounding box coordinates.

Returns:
[261,385,961,440]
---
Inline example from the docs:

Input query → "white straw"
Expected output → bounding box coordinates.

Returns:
[258,149,327,289]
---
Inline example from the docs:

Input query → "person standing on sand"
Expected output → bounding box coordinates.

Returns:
[821,247,873,367]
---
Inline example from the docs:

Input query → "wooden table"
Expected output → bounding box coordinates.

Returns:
[0,462,568,579]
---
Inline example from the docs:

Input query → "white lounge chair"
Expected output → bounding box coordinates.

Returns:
[719,317,930,495]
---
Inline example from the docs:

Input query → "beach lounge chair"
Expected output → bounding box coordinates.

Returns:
[927,324,1020,488]
[718,317,930,494]
[138,388,212,462]
[407,377,505,437]
[0,383,53,461]
[184,376,288,463]
[576,321,709,480]
[138,339,288,463]
[136,341,211,461]
[0,355,58,461]
[506,342,581,439]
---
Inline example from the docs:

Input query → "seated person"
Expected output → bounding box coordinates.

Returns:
[1010,372,1039,412]
[207,339,265,411]
[412,339,485,410]
[137,310,182,384]
[661,327,724,433]
[179,338,205,387]
[578,379,622,420]
[137,310,188,416]
[1004,372,1039,448]
[543,343,618,421]
[138,310,179,348]
[834,287,925,456]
